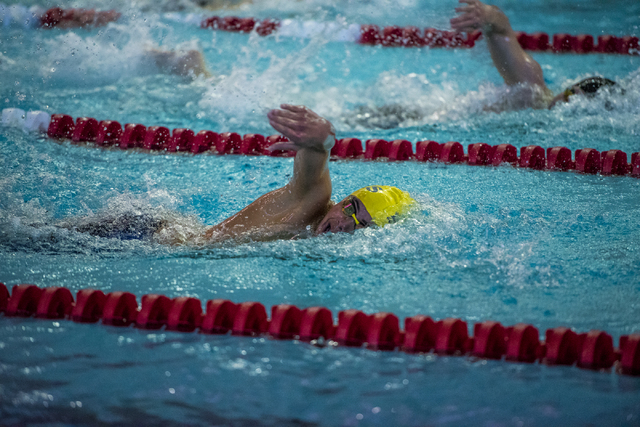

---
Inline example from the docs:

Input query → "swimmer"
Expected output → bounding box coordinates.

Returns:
[144,47,212,78]
[31,8,210,78]
[65,105,415,244]
[196,105,415,243]
[450,0,620,109]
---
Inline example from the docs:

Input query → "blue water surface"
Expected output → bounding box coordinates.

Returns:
[1,0,640,425]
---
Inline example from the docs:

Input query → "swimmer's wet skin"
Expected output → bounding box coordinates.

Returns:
[198,105,415,244]
[450,0,619,110]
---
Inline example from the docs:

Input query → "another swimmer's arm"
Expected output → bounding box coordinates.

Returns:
[203,105,333,240]
[450,0,546,88]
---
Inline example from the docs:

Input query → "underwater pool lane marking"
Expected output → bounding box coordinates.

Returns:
[1,283,639,376]
[4,108,638,178]
[1,4,638,56]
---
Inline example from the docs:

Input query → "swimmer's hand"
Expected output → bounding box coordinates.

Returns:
[267,104,335,153]
[450,0,510,36]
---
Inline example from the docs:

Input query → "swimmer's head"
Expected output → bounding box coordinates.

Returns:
[315,185,415,234]
[549,76,619,108]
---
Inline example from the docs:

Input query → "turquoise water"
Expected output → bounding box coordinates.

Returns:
[1,0,640,425]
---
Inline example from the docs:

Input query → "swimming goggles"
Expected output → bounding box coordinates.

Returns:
[342,197,361,226]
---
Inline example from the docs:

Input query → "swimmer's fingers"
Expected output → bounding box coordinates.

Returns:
[268,107,306,123]
[454,6,475,13]
[279,104,307,113]
[268,114,306,134]
[450,19,479,32]
[267,105,334,152]
[450,18,479,31]
[267,118,296,137]
[267,120,304,150]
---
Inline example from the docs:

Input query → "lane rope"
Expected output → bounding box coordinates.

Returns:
[1,4,638,55]
[4,108,638,178]
[198,15,640,55]
[1,282,639,376]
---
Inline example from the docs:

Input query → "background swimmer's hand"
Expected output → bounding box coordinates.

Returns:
[451,0,547,89]
[450,0,509,36]
[267,105,336,153]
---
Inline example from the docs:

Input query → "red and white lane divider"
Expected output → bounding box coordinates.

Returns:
[197,14,639,55]
[3,108,638,178]
[2,3,637,55]
[1,282,639,375]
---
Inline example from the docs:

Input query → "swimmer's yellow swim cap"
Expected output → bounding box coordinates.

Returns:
[350,185,415,227]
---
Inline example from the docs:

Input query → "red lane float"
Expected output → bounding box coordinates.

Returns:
[332,138,363,158]
[168,297,202,332]
[578,330,616,370]
[492,144,518,166]
[601,150,628,176]
[95,120,123,146]
[190,130,219,154]
[2,284,640,376]
[519,145,545,170]
[240,134,266,155]
[472,321,507,359]
[335,309,370,347]
[102,292,138,326]
[232,302,268,336]
[440,141,464,164]
[299,306,335,341]
[120,124,146,149]
[631,153,640,177]
[575,148,601,174]
[547,146,574,171]
[269,304,302,339]
[71,289,106,322]
[144,126,171,150]
[365,139,391,160]
[388,139,413,161]
[367,312,401,351]
[0,283,8,313]
[48,114,75,139]
[402,315,437,353]
[468,143,493,166]
[137,294,172,329]
[166,129,195,153]
[217,132,242,154]
[6,285,43,317]
[201,299,238,334]
[434,318,469,355]
[505,324,540,363]
[415,140,442,162]
[544,327,580,365]
[619,334,640,375]
[36,287,74,319]
[72,117,98,143]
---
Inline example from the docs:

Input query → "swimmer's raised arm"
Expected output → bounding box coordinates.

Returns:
[450,0,547,88]
[203,105,334,241]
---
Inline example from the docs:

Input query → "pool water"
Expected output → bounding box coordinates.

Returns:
[1,0,640,425]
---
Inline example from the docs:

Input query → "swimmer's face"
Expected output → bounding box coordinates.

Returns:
[315,196,373,235]
[549,77,618,109]
[548,85,586,108]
